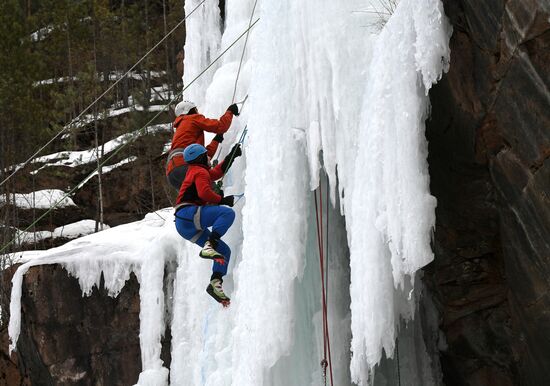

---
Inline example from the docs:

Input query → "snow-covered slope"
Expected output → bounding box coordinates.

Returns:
[7,0,451,385]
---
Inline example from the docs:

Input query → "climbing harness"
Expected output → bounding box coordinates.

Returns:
[0,0,207,189]
[314,184,334,386]
[166,147,185,174]
[167,148,184,162]
[174,205,204,243]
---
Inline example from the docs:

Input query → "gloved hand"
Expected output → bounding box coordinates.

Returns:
[214,133,224,143]
[228,143,242,159]
[227,103,240,116]
[213,180,223,195]
[219,195,234,207]
[221,144,242,173]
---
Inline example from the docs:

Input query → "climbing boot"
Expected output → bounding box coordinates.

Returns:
[206,278,230,306]
[199,240,225,265]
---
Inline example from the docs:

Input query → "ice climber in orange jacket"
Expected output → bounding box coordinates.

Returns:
[166,100,240,190]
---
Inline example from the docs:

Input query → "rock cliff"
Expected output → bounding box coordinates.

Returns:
[426,0,549,385]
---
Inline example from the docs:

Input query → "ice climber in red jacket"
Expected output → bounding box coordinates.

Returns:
[173,143,242,305]
[166,100,240,190]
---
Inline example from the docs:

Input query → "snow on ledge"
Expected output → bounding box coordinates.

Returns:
[23,124,170,174]
[0,189,76,209]
[64,104,170,130]
[10,220,111,247]
[6,208,181,384]
[76,156,138,189]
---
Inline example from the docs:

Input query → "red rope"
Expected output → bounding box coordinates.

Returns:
[314,187,334,386]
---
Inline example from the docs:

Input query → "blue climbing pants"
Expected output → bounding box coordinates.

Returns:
[175,205,235,276]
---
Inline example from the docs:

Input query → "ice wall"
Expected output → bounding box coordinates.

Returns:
[183,0,223,106]
[202,0,450,384]
[347,1,451,382]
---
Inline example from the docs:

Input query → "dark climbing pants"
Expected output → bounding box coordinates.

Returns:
[175,205,235,276]
[167,164,188,191]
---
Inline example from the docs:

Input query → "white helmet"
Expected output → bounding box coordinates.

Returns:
[174,100,196,116]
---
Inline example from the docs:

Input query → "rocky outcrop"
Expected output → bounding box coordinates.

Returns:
[425,0,549,385]
[0,265,142,385]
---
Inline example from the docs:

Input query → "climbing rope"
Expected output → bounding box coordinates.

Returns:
[0,0,207,189]
[231,0,259,103]
[314,184,334,386]
[325,179,330,314]
[0,18,260,256]
[212,0,257,167]
[213,0,257,165]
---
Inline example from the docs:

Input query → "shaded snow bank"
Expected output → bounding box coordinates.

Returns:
[0,189,76,209]
[10,220,110,246]
[21,124,170,174]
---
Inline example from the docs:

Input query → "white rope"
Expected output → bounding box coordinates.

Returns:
[231,0,259,103]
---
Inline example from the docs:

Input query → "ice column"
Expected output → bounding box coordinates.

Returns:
[183,0,223,106]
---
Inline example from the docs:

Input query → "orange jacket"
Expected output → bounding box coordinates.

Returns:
[166,111,233,175]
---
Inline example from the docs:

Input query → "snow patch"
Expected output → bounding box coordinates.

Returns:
[26,124,169,173]
[0,189,76,209]
[8,220,109,247]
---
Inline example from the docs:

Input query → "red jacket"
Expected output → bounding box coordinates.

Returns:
[176,162,225,206]
[167,111,233,175]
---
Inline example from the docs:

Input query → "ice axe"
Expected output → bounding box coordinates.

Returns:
[233,193,245,205]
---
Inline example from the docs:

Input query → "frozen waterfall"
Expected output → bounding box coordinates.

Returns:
[8,0,451,385]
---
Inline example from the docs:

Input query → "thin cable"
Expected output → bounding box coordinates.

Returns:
[314,191,328,384]
[315,188,334,386]
[0,18,260,255]
[325,178,330,307]
[320,186,334,386]
[231,0,259,103]
[324,179,334,385]
[0,0,207,189]
[214,0,257,164]
[216,0,256,160]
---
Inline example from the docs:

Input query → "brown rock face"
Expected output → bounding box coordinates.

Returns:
[1,265,142,385]
[425,0,549,385]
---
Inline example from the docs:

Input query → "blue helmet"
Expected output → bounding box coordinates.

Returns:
[183,144,207,162]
